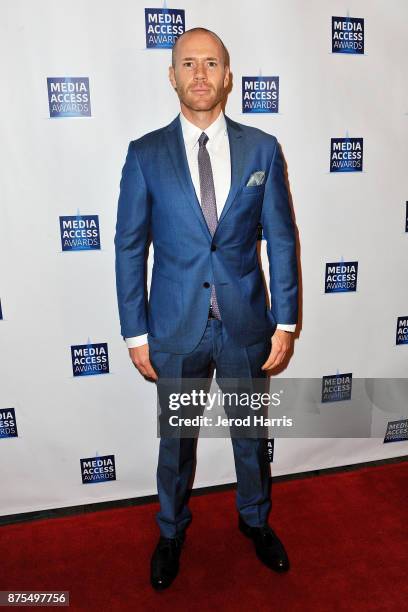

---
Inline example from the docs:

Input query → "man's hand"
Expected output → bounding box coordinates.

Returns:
[128,343,158,381]
[261,329,293,372]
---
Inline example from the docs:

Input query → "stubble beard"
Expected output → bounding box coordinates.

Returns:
[177,83,225,113]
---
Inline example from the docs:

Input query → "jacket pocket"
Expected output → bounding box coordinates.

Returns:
[238,266,269,331]
[241,184,265,196]
[148,270,183,338]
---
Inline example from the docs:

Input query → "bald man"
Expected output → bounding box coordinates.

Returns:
[115,27,298,590]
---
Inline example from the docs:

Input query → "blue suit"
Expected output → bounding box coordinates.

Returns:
[115,114,298,353]
[115,114,298,537]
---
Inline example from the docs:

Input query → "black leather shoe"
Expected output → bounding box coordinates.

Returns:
[239,515,290,572]
[150,532,185,591]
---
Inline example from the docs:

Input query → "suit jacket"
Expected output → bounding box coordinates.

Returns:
[114,114,298,354]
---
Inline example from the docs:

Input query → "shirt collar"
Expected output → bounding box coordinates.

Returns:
[179,110,227,152]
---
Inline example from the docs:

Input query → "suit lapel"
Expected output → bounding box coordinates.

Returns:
[163,113,246,239]
[216,115,245,227]
[164,115,212,240]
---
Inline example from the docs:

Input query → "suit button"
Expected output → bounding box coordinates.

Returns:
[203,282,210,288]
[211,244,217,251]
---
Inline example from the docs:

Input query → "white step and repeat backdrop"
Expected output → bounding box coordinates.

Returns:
[1,0,407,516]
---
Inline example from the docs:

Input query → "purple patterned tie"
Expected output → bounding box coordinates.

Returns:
[198,132,221,319]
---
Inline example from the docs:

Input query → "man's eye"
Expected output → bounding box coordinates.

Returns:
[208,62,217,67]
[183,62,193,68]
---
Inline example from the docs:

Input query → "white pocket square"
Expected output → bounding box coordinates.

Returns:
[246,170,265,186]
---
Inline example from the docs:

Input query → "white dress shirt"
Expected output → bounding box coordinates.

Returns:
[125,111,295,348]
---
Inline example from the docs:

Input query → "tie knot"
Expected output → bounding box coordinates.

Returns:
[198,132,209,148]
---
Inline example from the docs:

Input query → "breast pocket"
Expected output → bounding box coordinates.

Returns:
[241,184,265,197]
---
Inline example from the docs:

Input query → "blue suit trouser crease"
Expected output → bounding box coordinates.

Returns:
[149,318,272,538]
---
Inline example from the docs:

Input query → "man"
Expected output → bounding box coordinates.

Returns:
[114,27,298,590]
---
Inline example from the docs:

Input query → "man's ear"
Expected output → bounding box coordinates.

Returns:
[169,66,177,89]
[223,65,230,89]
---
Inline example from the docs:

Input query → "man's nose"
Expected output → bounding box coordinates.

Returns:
[194,63,207,80]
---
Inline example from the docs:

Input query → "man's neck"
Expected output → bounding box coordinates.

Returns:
[180,104,223,131]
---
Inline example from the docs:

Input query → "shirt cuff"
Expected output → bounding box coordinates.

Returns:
[125,334,148,348]
[276,323,296,333]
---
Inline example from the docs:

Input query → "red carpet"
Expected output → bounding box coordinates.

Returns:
[2,461,407,611]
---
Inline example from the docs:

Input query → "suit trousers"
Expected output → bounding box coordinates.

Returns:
[149,317,272,538]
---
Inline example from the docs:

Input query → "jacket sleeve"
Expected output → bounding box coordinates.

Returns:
[260,138,298,326]
[114,141,151,339]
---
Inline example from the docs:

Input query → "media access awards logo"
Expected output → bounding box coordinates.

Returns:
[145,6,185,48]
[330,137,363,172]
[71,341,109,377]
[59,213,101,251]
[242,76,279,113]
[383,419,408,444]
[325,260,358,293]
[80,454,116,483]
[321,373,352,403]
[332,16,364,54]
[405,202,408,233]
[47,77,91,118]
[0,408,18,439]
[396,317,408,345]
